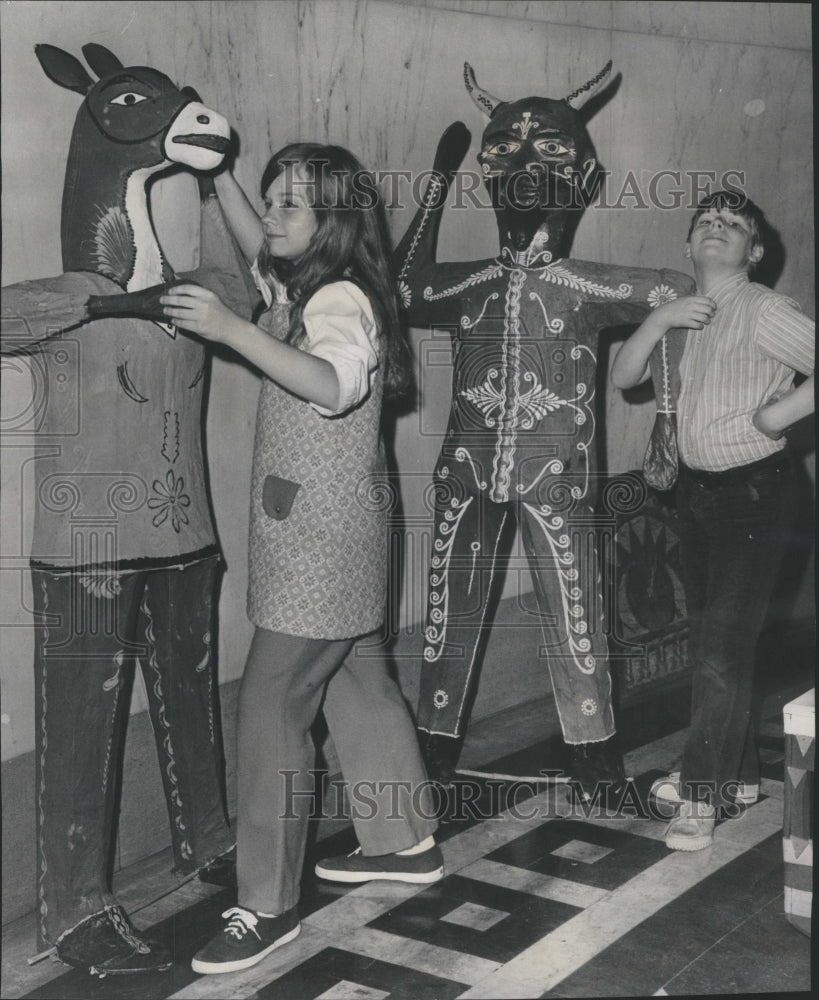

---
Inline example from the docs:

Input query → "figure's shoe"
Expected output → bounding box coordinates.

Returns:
[650,772,759,811]
[568,736,628,807]
[191,906,300,974]
[419,731,463,786]
[56,905,171,977]
[315,844,444,884]
[198,845,237,887]
[664,799,716,852]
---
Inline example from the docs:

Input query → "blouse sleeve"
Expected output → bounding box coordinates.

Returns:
[302,281,380,416]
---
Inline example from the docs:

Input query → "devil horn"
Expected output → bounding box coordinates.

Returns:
[564,60,613,109]
[81,44,124,79]
[463,62,503,118]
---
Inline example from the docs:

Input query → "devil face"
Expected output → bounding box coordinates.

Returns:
[464,61,611,253]
[85,66,230,171]
[478,98,595,215]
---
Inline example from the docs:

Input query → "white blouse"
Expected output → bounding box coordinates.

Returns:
[251,262,380,416]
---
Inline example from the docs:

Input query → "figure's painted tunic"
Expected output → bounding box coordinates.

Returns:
[410,249,693,504]
[2,270,218,570]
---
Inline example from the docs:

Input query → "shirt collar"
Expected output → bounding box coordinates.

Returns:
[698,270,749,307]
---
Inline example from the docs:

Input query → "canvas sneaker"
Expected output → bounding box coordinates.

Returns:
[665,798,716,852]
[649,771,759,810]
[315,844,444,884]
[191,906,300,974]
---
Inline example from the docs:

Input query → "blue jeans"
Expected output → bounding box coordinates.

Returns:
[676,453,795,811]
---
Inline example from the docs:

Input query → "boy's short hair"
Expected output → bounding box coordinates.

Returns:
[687,190,766,250]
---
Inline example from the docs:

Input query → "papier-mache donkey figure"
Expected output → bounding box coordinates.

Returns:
[1,44,259,975]
[394,62,694,798]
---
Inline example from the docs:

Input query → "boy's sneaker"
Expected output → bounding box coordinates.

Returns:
[665,799,716,852]
[315,844,444,884]
[649,771,759,810]
[191,906,300,974]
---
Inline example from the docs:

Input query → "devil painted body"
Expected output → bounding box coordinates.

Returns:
[1,44,255,974]
[396,65,693,779]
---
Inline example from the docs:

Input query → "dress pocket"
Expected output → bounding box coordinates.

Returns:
[262,475,301,520]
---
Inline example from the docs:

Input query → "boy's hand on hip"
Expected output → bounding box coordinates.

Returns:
[752,391,789,440]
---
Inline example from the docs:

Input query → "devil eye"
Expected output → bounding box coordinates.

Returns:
[534,138,569,156]
[109,92,148,107]
[484,140,520,157]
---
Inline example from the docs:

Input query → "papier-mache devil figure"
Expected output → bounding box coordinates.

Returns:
[394,62,694,795]
[1,44,259,975]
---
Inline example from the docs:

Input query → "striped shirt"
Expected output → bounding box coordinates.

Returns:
[677,272,814,471]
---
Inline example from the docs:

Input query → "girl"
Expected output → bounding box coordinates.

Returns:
[162,144,441,975]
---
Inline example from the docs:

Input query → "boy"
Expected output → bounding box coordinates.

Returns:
[611,191,814,851]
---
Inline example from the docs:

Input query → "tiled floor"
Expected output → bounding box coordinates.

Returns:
[1,665,812,999]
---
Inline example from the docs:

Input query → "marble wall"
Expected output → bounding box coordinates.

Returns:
[1,0,813,761]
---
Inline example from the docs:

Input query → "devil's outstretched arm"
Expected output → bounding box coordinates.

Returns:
[392,122,479,329]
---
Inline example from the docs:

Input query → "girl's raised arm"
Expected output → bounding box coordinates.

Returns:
[214,170,265,263]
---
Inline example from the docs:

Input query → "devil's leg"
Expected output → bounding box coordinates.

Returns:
[518,501,617,742]
[416,478,515,777]
[518,500,627,802]
[136,557,232,873]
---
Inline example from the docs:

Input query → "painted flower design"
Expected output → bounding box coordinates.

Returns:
[581,698,598,716]
[397,280,412,309]
[647,284,678,309]
[433,689,449,709]
[148,470,190,532]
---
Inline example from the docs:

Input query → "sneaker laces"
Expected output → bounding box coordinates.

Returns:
[347,847,362,858]
[221,907,260,941]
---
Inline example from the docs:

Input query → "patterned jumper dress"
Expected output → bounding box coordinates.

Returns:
[247,290,388,639]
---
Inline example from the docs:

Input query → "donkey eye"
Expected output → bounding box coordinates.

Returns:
[109,92,148,107]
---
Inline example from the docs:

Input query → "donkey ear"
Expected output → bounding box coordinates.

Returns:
[35,44,95,95]
[81,44,124,79]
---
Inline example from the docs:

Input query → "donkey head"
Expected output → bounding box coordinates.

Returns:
[35,43,231,283]
[464,62,612,253]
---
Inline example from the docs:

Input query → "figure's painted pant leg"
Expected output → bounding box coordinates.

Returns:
[33,568,143,949]
[137,557,232,873]
[33,558,231,949]
[416,481,515,737]
[519,501,616,744]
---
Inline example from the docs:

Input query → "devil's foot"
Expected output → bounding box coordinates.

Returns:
[420,732,464,786]
[56,906,171,977]
[568,736,629,810]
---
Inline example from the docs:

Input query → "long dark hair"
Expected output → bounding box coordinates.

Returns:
[256,143,410,397]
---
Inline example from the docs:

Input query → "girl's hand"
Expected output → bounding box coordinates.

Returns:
[160,284,244,343]
[651,295,717,331]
